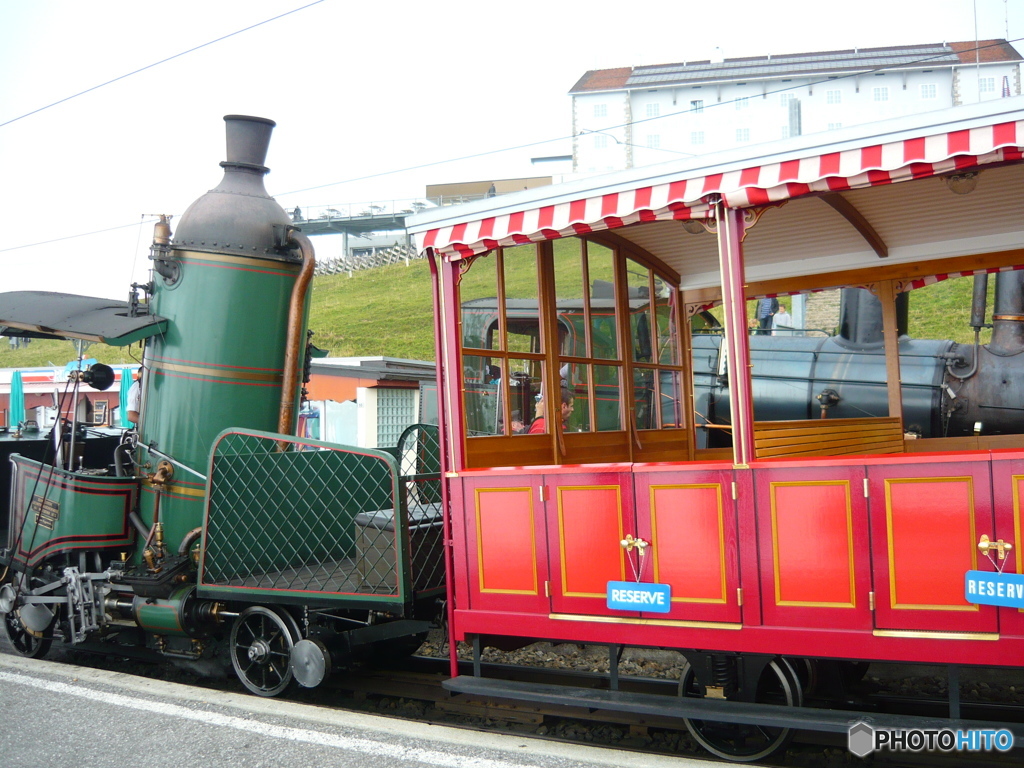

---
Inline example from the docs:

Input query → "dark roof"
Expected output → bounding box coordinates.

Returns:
[569,40,1023,93]
[310,357,435,383]
[0,291,167,346]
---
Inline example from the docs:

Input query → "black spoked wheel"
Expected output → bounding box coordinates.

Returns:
[679,658,802,763]
[229,606,300,697]
[2,608,53,659]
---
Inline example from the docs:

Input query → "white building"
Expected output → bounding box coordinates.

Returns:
[571,40,1023,173]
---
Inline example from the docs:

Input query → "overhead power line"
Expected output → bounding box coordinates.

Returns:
[0,1,325,129]
[2,39,1020,253]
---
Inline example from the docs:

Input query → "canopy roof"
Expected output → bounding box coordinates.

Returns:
[408,98,1024,292]
[0,292,167,346]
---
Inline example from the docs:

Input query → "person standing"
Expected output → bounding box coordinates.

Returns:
[756,297,779,334]
[126,369,143,426]
[772,302,793,335]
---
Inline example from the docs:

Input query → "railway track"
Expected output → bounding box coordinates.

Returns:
[10,632,1022,767]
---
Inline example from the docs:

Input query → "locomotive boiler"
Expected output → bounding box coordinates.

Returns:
[0,116,443,695]
[693,274,1024,447]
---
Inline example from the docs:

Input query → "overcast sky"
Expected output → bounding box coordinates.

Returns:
[1,0,1022,299]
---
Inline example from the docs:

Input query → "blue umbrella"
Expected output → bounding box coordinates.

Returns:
[119,367,136,427]
[9,371,25,426]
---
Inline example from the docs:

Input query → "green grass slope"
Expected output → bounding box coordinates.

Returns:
[0,260,996,370]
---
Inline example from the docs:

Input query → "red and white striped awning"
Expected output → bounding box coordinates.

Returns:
[413,116,1024,261]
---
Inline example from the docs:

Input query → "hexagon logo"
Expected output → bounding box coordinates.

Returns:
[848,721,875,757]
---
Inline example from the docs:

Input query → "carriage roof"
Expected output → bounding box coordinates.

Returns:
[407,97,1024,292]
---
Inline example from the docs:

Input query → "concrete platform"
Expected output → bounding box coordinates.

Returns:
[0,653,722,768]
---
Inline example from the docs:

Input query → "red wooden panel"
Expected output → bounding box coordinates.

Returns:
[650,485,726,602]
[772,482,854,606]
[887,478,973,608]
[558,486,625,595]
[458,474,550,615]
[991,452,1024,635]
[868,458,997,634]
[754,464,872,631]
[476,488,537,593]
[633,467,741,624]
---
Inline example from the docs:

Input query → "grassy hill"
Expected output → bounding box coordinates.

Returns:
[0,258,996,370]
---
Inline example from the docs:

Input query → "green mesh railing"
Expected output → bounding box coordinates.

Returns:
[395,424,445,593]
[199,427,444,603]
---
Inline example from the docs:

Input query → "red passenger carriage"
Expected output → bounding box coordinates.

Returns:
[408,97,1024,759]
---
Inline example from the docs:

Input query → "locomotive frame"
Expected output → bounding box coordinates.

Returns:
[408,96,1024,759]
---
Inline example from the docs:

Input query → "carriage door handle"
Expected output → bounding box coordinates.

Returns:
[620,534,650,553]
[978,534,1013,560]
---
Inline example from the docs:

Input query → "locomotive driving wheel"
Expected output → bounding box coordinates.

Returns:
[678,657,802,763]
[0,580,55,659]
[229,606,301,697]
[2,606,54,659]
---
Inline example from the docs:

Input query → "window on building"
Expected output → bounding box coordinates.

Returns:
[691,131,705,145]
[690,99,704,113]
[826,89,842,104]
[735,96,749,110]
[646,134,661,149]
[873,87,889,102]
[594,134,608,149]
[781,126,790,139]
[646,103,660,118]
[780,93,795,106]
[980,77,996,94]
[593,103,607,118]
[828,122,843,130]
[920,83,937,99]
[736,128,750,142]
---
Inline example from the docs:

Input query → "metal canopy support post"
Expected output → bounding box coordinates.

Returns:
[715,203,756,466]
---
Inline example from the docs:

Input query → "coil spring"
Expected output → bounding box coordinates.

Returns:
[711,655,738,693]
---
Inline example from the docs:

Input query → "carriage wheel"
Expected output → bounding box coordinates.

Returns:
[679,658,802,762]
[2,607,53,659]
[229,606,300,697]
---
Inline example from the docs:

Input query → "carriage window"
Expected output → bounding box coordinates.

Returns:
[460,254,499,350]
[627,257,683,430]
[554,239,624,433]
[460,246,544,437]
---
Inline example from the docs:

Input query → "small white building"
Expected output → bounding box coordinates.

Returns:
[571,40,1023,173]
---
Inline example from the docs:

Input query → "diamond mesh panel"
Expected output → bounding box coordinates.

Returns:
[396,424,445,592]
[200,428,446,602]
[202,430,407,600]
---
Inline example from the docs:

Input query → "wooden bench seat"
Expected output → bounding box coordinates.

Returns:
[754,416,904,459]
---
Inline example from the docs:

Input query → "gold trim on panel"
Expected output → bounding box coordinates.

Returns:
[557,485,625,598]
[150,360,283,383]
[1014,475,1023,577]
[142,480,206,498]
[873,629,998,641]
[549,613,742,629]
[475,487,538,595]
[650,483,727,604]
[885,476,978,611]
[770,480,857,608]
[177,249,302,272]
